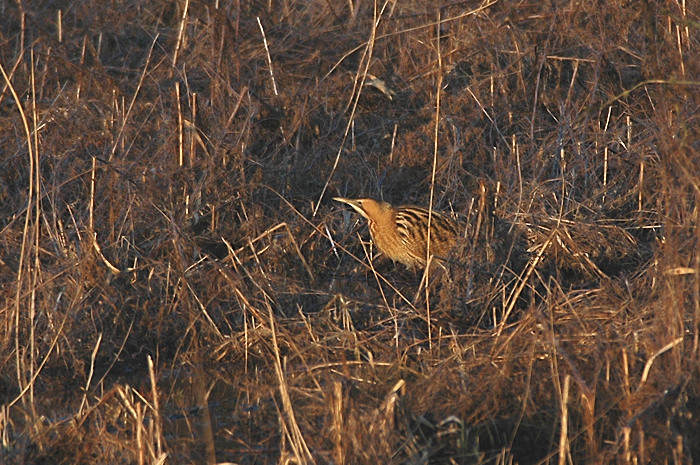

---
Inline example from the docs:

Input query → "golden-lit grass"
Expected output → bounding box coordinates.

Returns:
[0,1,698,464]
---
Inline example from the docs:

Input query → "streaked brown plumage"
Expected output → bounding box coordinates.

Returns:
[334,197,458,269]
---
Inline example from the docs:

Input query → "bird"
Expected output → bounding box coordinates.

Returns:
[333,197,459,269]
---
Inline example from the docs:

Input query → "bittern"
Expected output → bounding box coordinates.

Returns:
[334,197,459,269]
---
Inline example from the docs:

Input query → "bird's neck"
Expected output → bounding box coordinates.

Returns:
[369,207,398,237]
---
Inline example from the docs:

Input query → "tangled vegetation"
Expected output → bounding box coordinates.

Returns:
[0,1,698,463]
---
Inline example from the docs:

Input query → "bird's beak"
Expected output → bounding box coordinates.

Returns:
[333,197,368,219]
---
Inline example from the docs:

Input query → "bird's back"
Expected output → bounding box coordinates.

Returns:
[392,205,458,268]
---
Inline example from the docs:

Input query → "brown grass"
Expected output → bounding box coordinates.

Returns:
[1,0,698,463]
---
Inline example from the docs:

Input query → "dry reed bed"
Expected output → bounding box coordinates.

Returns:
[0,0,698,463]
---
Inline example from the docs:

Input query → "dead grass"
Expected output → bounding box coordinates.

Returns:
[1,0,699,463]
